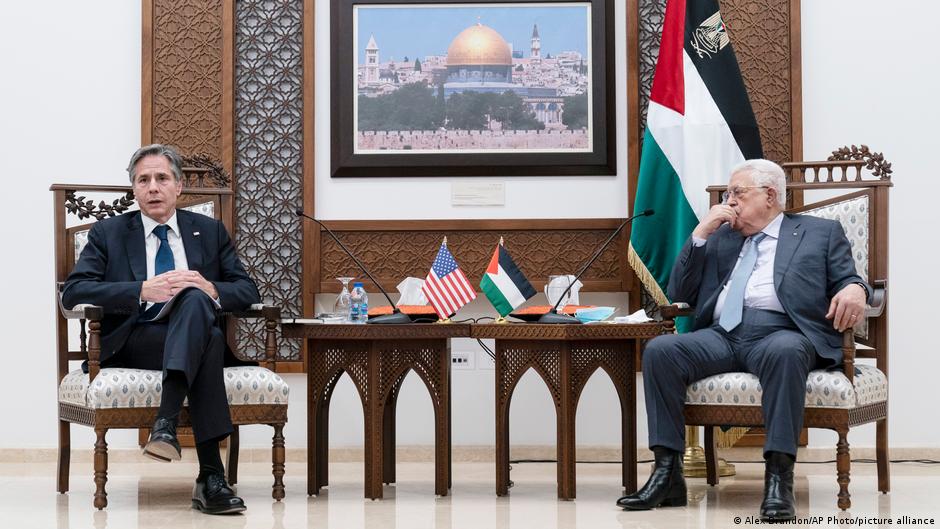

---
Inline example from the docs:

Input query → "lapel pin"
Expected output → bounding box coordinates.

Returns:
[193,232,200,237]
[793,232,797,236]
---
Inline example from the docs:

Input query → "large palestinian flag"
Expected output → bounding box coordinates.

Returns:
[628,0,762,306]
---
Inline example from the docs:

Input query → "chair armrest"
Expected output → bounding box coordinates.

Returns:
[60,304,104,320]
[865,279,886,318]
[56,282,103,320]
[231,303,281,320]
[660,302,694,320]
[229,304,281,364]
[840,328,857,383]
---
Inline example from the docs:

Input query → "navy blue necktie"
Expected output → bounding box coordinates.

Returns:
[719,232,767,332]
[143,224,175,319]
[153,224,175,275]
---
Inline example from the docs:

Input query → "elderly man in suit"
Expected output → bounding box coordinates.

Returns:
[63,144,259,515]
[617,159,870,522]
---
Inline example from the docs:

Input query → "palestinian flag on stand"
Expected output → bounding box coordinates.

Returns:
[480,239,537,318]
[628,0,763,308]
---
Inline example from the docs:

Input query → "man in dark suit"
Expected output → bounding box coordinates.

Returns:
[617,159,870,522]
[63,144,260,515]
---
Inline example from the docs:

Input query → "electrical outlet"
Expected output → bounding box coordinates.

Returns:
[477,350,495,370]
[451,352,474,370]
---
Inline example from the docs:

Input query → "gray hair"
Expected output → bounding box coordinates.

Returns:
[730,158,787,208]
[126,144,184,183]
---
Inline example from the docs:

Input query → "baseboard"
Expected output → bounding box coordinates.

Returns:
[2,445,938,464]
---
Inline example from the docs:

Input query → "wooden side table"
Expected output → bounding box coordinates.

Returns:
[470,322,670,500]
[281,323,470,499]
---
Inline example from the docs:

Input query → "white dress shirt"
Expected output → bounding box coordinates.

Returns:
[693,213,786,320]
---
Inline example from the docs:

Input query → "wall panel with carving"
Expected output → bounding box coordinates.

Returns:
[148,0,224,157]
[233,0,305,362]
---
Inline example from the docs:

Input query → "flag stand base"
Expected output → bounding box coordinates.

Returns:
[681,426,736,478]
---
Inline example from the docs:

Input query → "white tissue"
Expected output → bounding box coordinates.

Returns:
[397,277,428,305]
[613,309,653,324]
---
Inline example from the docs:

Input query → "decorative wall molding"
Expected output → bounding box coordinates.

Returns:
[315,220,632,294]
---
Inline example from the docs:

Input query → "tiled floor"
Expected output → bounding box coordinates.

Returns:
[1,458,938,528]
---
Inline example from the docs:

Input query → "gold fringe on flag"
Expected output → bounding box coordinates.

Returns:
[716,426,750,448]
[627,242,670,306]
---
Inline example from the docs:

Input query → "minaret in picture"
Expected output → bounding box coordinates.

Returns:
[530,24,541,65]
[365,34,379,84]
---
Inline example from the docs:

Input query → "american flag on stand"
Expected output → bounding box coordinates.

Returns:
[422,238,476,319]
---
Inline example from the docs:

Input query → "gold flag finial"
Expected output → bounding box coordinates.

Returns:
[499,236,504,246]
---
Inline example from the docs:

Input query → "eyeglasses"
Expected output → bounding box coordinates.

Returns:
[722,185,770,203]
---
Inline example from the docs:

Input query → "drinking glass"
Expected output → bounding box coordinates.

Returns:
[545,275,572,309]
[334,277,355,322]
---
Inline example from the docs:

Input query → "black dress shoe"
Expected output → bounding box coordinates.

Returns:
[760,451,796,522]
[617,446,687,510]
[192,473,246,515]
[142,417,181,462]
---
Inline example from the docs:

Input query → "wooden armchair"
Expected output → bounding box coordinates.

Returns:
[52,171,288,509]
[663,150,891,510]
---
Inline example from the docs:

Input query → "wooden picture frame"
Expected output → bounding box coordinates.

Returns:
[330,0,616,177]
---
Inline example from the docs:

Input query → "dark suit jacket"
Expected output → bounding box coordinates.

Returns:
[62,209,261,367]
[667,213,871,364]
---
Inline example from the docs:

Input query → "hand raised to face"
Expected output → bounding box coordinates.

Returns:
[692,204,737,240]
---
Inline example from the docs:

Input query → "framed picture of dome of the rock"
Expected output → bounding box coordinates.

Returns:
[330,0,616,177]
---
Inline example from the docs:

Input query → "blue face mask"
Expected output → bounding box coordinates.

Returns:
[574,306,616,323]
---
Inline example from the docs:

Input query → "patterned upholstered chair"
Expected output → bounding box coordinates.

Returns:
[52,165,289,509]
[663,150,891,510]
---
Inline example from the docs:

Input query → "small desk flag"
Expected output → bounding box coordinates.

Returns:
[422,239,476,319]
[480,241,536,317]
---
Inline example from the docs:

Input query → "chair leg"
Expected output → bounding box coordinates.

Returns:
[272,423,286,501]
[877,418,890,493]
[58,420,71,493]
[226,426,240,485]
[93,428,108,510]
[704,426,719,486]
[836,428,851,511]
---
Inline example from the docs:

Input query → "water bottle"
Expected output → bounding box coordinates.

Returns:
[349,282,369,324]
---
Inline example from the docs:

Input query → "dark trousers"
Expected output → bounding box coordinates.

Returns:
[642,308,818,457]
[107,288,233,443]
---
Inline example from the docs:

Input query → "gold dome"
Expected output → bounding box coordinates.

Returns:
[446,23,512,66]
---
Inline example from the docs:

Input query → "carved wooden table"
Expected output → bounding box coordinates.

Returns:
[470,322,670,500]
[281,322,470,499]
